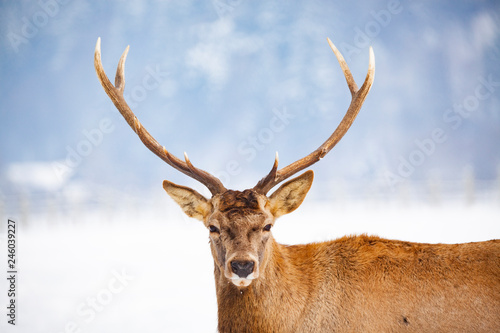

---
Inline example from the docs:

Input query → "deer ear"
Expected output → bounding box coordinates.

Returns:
[268,170,314,218]
[163,180,212,221]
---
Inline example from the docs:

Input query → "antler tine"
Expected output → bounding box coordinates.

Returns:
[254,38,375,194]
[94,37,226,196]
[253,152,279,190]
[115,44,129,93]
[327,38,357,96]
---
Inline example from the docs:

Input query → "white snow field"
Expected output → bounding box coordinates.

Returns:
[1,199,499,333]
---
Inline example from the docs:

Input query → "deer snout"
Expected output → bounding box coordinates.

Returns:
[225,254,259,287]
[230,260,255,278]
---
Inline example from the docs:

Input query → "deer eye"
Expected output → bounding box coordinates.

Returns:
[209,225,220,234]
[263,224,272,232]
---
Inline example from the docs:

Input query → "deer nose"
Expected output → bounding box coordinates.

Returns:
[230,260,255,278]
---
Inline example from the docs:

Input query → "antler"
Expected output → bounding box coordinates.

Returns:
[254,38,375,194]
[94,37,226,196]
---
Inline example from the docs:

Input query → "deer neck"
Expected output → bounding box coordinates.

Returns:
[214,238,309,332]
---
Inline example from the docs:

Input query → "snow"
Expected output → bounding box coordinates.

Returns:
[1,199,499,332]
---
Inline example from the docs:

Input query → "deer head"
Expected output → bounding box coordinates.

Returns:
[94,37,374,287]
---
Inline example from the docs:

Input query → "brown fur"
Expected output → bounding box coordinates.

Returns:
[219,190,261,212]
[216,235,500,332]
[163,172,500,332]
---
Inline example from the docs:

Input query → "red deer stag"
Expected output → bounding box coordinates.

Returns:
[94,37,500,332]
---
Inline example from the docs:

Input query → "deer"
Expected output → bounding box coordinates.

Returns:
[94,36,500,332]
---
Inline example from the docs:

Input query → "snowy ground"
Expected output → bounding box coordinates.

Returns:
[1,199,499,333]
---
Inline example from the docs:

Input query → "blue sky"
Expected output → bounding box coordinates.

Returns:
[1,0,499,204]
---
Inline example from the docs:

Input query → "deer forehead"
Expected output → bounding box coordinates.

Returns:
[217,190,268,209]
[212,190,269,213]
[209,190,272,226]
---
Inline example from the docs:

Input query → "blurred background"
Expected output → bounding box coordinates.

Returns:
[0,1,499,332]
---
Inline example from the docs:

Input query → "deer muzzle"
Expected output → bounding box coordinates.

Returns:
[225,254,259,287]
